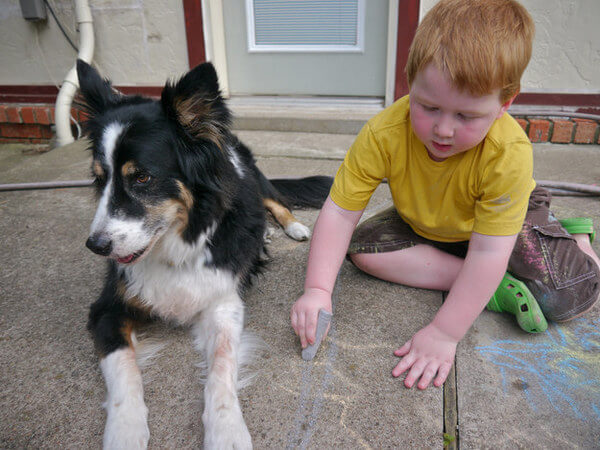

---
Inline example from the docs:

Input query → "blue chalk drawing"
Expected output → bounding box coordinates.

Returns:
[476,317,600,421]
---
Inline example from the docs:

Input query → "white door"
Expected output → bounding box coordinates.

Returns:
[221,0,389,97]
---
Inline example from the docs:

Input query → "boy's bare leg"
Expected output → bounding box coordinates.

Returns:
[350,244,463,291]
[573,234,600,270]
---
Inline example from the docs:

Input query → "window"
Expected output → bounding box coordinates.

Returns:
[246,0,365,53]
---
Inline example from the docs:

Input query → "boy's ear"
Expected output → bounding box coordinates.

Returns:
[76,59,121,115]
[160,62,231,145]
[497,92,518,119]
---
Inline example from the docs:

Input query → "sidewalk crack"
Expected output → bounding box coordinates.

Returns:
[442,292,459,449]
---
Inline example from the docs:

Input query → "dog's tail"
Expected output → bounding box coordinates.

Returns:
[258,173,333,209]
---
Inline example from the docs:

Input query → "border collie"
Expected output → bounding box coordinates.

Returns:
[77,60,332,449]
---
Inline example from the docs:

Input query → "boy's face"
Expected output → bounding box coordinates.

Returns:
[409,64,513,162]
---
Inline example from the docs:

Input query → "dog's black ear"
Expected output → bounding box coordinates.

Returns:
[76,59,121,115]
[169,62,221,100]
[160,62,231,146]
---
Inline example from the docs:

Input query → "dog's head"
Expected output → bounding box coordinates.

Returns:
[77,60,236,264]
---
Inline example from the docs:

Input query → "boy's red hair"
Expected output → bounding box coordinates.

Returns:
[406,0,535,103]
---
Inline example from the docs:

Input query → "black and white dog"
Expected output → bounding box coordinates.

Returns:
[77,60,331,449]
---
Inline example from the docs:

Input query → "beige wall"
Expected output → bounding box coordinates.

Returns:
[420,0,600,94]
[0,0,189,86]
[1,0,598,94]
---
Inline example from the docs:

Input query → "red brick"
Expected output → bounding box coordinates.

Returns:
[528,119,550,143]
[50,107,56,124]
[40,126,53,139]
[0,123,44,138]
[573,119,598,144]
[0,105,8,122]
[0,137,29,143]
[550,119,574,143]
[33,106,52,125]
[20,106,35,124]
[5,106,21,123]
[515,118,529,133]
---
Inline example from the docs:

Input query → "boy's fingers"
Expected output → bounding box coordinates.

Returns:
[391,352,414,378]
[417,363,438,390]
[305,311,319,344]
[290,309,298,332]
[394,341,411,357]
[296,312,307,348]
[301,310,332,361]
[404,360,427,388]
[433,362,453,387]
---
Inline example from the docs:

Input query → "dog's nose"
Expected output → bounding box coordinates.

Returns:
[86,234,112,256]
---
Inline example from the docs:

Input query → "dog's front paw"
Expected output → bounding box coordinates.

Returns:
[285,222,310,241]
[103,401,149,450]
[203,405,252,450]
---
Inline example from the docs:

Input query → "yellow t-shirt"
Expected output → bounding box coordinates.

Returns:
[330,96,536,242]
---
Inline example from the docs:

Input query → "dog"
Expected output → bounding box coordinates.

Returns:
[76,59,332,449]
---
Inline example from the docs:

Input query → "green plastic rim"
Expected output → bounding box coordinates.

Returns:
[559,217,595,243]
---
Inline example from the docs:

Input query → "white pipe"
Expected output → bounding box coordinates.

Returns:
[54,0,94,147]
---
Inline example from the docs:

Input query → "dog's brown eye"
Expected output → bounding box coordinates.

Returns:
[135,174,151,184]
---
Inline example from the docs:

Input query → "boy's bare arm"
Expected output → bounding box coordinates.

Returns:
[290,196,363,348]
[393,232,518,389]
[433,232,518,339]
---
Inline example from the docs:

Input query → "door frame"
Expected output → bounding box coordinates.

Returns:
[200,0,231,97]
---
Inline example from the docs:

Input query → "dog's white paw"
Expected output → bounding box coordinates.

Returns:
[103,401,149,450]
[203,405,252,450]
[285,222,310,241]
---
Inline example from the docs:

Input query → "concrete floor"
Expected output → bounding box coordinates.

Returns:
[1,133,599,449]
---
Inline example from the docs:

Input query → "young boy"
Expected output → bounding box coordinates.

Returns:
[290,0,600,390]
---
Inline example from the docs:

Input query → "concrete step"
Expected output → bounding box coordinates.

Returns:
[227,96,384,135]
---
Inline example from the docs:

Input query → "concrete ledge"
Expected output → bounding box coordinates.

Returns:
[228,96,383,135]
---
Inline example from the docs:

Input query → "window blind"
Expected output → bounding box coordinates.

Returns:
[247,0,363,51]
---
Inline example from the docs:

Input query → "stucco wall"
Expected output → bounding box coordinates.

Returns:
[0,0,189,86]
[1,0,598,94]
[420,0,600,94]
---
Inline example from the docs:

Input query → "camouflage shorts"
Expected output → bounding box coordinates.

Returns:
[348,187,600,322]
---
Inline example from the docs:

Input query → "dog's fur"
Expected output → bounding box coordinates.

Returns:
[77,60,332,449]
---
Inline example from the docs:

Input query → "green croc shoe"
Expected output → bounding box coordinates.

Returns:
[559,217,596,243]
[486,272,548,333]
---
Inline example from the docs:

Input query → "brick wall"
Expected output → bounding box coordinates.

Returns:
[514,116,600,144]
[0,104,88,144]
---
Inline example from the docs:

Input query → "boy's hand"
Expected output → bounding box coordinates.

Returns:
[392,323,457,389]
[290,288,332,348]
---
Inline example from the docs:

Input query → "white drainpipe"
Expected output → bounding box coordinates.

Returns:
[54,0,94,147]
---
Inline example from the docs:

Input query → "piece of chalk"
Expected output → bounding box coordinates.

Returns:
[301,309,332,361]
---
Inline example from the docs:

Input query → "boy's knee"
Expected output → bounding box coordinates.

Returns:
[526,274,600,322]
[349,252,365,269]
[349,252,375,274]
